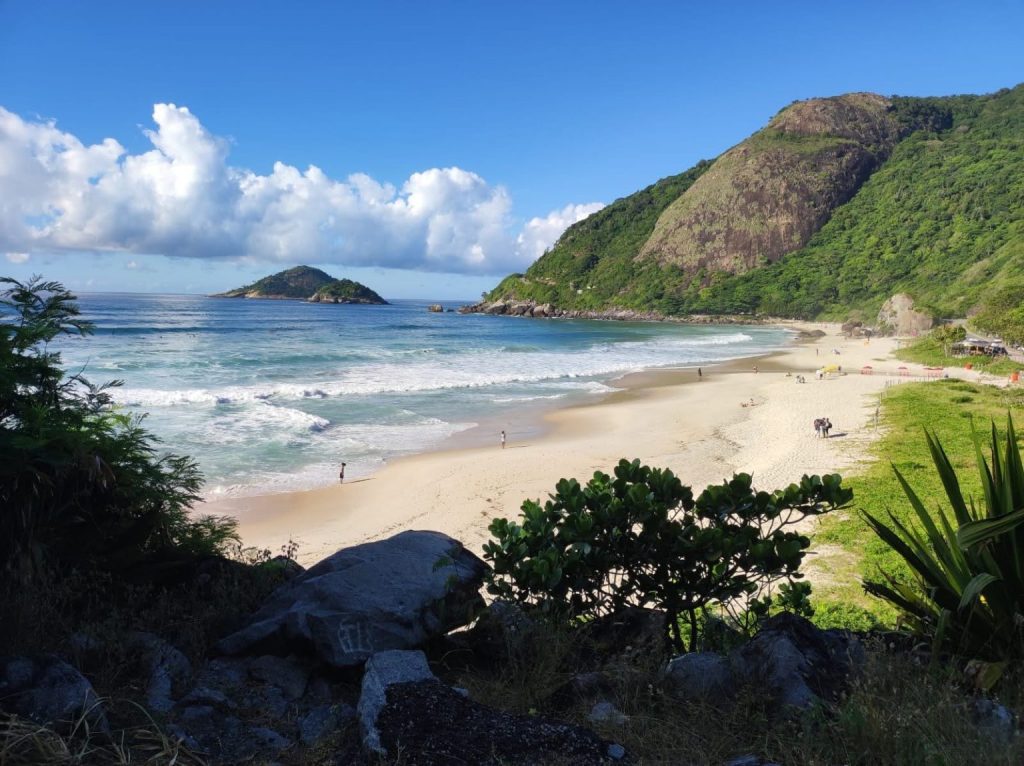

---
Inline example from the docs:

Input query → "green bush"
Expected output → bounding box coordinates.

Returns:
[0,277,238,583]
[483,458,851,650]
[864,416,1024,681]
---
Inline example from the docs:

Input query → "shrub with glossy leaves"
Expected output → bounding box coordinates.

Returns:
[484,458,851,650]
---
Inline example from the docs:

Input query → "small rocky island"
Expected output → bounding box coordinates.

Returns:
[214,265,388,305]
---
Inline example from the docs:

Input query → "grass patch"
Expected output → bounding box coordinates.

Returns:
[453,623,1024,765]
[812,378,1024,623]
[896,335,1022,377]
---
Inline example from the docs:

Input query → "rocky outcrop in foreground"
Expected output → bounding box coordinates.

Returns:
[3,530,1017,763]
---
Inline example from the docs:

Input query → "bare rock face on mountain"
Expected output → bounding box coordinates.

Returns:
[877,293,933,336]
[215,531,487,668]
[639,93,902,276]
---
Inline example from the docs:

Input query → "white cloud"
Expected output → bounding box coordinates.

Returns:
[516,203,606,263]
[5,252,29,263]
[0,105,604,275]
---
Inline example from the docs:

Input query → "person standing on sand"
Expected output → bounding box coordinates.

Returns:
[698,367,702,379]
[753,365,759,374]
[500,430,506,449]
[339,462,346,483]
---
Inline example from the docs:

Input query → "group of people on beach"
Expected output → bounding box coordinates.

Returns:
[813,417,833,438]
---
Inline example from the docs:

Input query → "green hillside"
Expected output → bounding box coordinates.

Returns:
[692,86,1024,320]
[216,266,387,304]
[487,161,714,314]
[216,265,335,299]
[484,84,1024,324]
[309,278,387,304]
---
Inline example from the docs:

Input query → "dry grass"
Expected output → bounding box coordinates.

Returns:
[0,700,207,766]
[452,625,1022,766]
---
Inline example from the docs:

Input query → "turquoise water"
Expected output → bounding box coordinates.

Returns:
[59,294,790,497]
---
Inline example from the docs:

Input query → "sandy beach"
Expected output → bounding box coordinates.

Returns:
[202,324,961,565]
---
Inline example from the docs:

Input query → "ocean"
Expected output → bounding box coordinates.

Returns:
[59,293,791,498]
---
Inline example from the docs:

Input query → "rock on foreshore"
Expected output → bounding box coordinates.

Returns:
[458,298,764,324]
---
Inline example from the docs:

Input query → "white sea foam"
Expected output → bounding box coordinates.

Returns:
[115,332,761,408]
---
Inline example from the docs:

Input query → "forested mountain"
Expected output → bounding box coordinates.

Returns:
[216,266,336,299]
[484,84,1024,324]
[215,266,387,304]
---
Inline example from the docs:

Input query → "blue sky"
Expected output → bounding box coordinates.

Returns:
[1,1,1022,298]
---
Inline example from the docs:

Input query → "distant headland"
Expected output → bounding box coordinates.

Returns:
[213,265,388,305]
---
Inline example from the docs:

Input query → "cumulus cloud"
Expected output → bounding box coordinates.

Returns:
[516,203,606,263]
[0,105,603,274]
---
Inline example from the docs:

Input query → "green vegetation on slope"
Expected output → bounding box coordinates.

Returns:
[310,278,387,304]
[217,265,336,298]
[971,280,1024,345]
[812,378,1024,622]
[690,86,1024,319]
[486,161,713,314]
[486,85,1024,323]
[639,93,902,275]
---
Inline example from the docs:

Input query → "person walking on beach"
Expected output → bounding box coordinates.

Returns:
[753,365,759,374]
[698,367,702,379]
[500,430,506,449]
[339,462,346,483]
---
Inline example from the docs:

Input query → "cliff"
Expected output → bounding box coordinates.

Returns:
[481,84,1024,323]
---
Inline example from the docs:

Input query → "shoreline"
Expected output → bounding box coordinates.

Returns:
[203,322,945,566]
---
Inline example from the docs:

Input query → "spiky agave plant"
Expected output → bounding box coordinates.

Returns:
[864,416,1024,671]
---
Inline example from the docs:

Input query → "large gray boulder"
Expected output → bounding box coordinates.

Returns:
[215,530,487,667]
[664,652,734,705]
[662,614,863,714]
[877,293,933,337]
[0,656,107,732]
[729,613,863,711]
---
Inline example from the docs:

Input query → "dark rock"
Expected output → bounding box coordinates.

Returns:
[455,600,536,663]
[967,697,1017,744]
[373,680,626,765]
[299,702,356,746]
[249,654,310,700]
[589,701,628,727]
[0,656,107,733]
[179,685,237,710]
[127,631,192,714]
[216,530,487,667]
[725,756,782,766]
[358,649,437,756]
[177,710,290,762]
[729,613,863,711]
[250,725,291,752]
[664,652,734,705]
[567,671,615,699]
[180,704,216,724]
[578,607,669,670]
